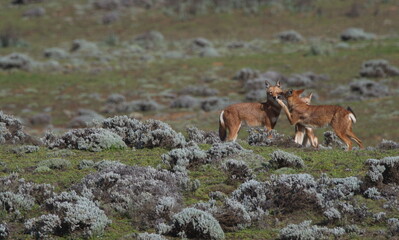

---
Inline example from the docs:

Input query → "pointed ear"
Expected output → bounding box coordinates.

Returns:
[308,92,313,100]
[296,89,305,95]
[265,80,270,88]
[276,80,281,87]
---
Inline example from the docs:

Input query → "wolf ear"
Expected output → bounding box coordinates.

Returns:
[276,80,281,87]
[265,80,270,88]
[297,89,305,95]
[308,92,313,100]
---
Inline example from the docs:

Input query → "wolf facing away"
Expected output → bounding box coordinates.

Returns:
[219,81,284,141]
[277,89,364,150]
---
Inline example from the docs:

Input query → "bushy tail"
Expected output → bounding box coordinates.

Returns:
[219,111,227,141]
[347,106,357,124]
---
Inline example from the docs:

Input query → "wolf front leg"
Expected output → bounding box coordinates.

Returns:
[276,99,295,125]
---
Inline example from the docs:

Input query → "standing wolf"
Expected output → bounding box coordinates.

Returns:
[277,89,364,150]
[219,81,284,141]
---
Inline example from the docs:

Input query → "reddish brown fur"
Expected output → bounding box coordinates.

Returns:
[278,89,364,150]
[295,93,318,147]
[219,81,283,141]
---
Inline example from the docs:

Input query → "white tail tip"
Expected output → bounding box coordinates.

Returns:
[349,113,357,123]
[219,111,225,125]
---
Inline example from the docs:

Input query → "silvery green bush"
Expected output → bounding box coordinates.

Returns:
[349,79,389,99]
[363,187,382,200]
[200,97,231,112]
[78,159,95,170]
[0,223,8,240]
[340,28,376,41]
[323,131,346,149]
[0,191,34,213]
[24,214,61,239]
[279,220,345,240]
[365,156,399,185]
[162,143,207,172]
[73,165,188,228]
[268,150,305,169]
[387,218,399,235]
[323,207,341,221]
[233,67,259,82]
[360,59,399,78]
[12,145,39,154]
[276,30,304,43]
[43,47,68,59]
[207,142,250,161]
[0,53,35,70]
[186,126,220,144]
[377,139,399,150]
[45,191,111,238]
[0,111,33,145]
[101,116,186,149]
[222,159,253,182]
[161,207,224,240]
[37,158,71,170]
[42,128,127,152]
[170,95,200,109]
[212,198,251,231]
[136,232,167,240]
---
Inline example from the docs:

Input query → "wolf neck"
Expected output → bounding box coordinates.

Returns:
[265,100,282,113]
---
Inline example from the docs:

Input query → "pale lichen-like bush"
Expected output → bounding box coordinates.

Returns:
[200,97,230,112]
[160,207,225,240]
[136,232,167,240]
[0,111,33,145]
[101,116,186,149]
[363,187,382,200]
[73,165,189,228]
[230,180,270,221]
[377,139,399,150]
[323,207,341,221]
[0,191,34,213]
[286,72,328,87]
[365,156,399,185]
[323,131,346,149]
[45,191,111,238]
[276,30,304,43]
[222,159,253,182]
[233,67,259,82]
[12,145,39,154]
[247,128,298,148]
[37,158,71,170]
[212,198,251,232]
[0,223,9,240]
[24,214,61,239]
[387,218,399,235]
[161,143,207,172]
[207,142,250,161]
[186,126,220,144]
[360,59,399,78]
[268,150,305,169]
[170,95,199,109]
[78,159,95,170]
[349,79,389,99]
[93,160,124,171]
[279,220,345,240]
[0,53,36,70]
[340,28,376,41]
[42,128,127,152]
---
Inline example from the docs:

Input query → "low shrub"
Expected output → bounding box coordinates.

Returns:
[45,191,111,238]
[0,53,35,70]
[78,160,95,170]
[136,232,167,240]
[222,159,253,182]
[349,79,389,99]
[161,143,208,172]
[179,85,219,96]
[279,220,345,239]
[101,116,187,149]
[206,142,250,161]
[186,126,220,144]
[276,30,304,43]
[37,158,71,170]
[212,199,251,232]
[387,218,399,235]
[28,113,51,126]
[24,214,61,239]
[160,207,225,240]
[12,145,39,154]
[73,165,188,228]
[42,128,127,152]
[286,72,329,87]
[323,131,346,149]
[0,223,9,240]
[340,28,376,41]
[377,139,399,150]
[365,156,399,185]
[170,95,199,109]
[22,7,45,17]
[43,48,68,59]
[360,59,399,78]
[247,128,299,148]
[233,68,259,82]
[132,30,164,50]
[268,150,305,169]
[200,97,231,112]
[0,191,35,213]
